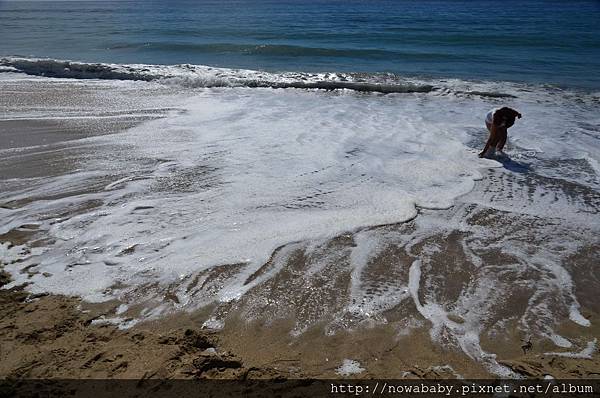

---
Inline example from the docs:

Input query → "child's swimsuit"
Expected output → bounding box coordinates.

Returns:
[485,108,499,125]
[484,108,501,158]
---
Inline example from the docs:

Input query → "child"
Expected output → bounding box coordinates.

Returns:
[479,107,522,158]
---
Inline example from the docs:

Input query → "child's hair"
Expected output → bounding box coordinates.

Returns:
[494,107,522,128]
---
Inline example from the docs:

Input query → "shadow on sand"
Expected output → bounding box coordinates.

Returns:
[496,154,531,173]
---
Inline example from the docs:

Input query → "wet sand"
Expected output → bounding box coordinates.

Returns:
[0,78,277,380]
[2,205,599,379]
[0,281,281,379]
[2,209,599,380]
[1,76,599,380]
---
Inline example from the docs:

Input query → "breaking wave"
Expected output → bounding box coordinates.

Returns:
[0,56,520,97]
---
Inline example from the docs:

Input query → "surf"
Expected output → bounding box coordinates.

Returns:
[0,57,524,97]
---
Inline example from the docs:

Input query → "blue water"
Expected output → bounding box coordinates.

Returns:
[1,0,599,89]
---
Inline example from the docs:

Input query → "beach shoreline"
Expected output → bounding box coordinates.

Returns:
[1,74,599,381]
[2,202,599,380]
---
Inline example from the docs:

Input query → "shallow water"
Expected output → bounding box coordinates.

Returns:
[0,52,599,378]
[1,72,597,295]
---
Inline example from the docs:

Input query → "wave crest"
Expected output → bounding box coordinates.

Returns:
[0,56,518,97]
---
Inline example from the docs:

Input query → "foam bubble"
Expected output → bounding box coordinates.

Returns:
[569,304,591,327]
[548,333,573,348]
[335,359,365,376]
[545,339,597,359]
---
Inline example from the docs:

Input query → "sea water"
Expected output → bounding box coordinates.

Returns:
[1,71,597,306]
[1,0,599,89]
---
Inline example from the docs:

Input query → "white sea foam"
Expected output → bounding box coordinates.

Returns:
[1,68,599,376]
[335,359,365,376]
[1,73,598,307]
[346,229,411,317]
[90,316,139,330]
[545,339,597,359]
[548,333,573,349]
[2,85,489,301]
[0,56,436,94]
[408,258,518,378]
[569,304,591,327]
[431,365,464,379]
[202,317,225,330]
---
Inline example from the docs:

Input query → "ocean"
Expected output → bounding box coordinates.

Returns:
[1,0,600,89]
[1,0,599,377]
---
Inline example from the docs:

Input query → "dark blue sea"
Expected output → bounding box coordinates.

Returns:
[1,0,599,89]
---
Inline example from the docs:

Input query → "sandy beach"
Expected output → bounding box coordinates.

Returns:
[1,70,599,386]
[2,1,600,396]
[2,203,599,380]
